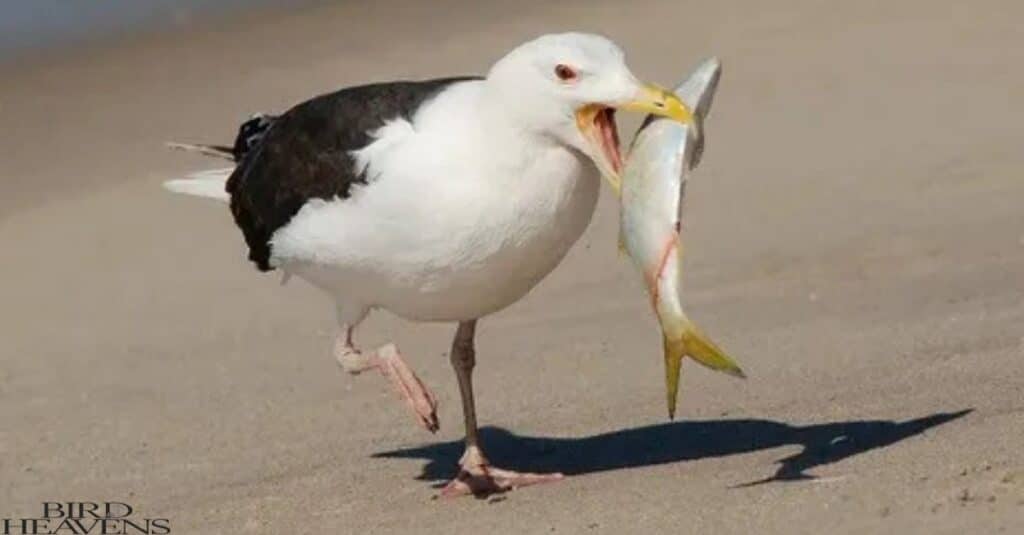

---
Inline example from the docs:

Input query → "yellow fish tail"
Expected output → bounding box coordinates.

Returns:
[662,317,745,419]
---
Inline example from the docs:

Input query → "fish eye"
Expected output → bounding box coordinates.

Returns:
[554,64,578,82]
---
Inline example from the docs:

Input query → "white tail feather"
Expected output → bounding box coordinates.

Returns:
[163,168,233,202]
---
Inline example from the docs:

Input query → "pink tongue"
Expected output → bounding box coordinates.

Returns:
[599,111,622,173]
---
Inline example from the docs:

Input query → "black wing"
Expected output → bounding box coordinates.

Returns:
[225,77,480,271]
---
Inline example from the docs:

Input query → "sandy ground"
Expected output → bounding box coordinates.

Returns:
[2,0,1023,533]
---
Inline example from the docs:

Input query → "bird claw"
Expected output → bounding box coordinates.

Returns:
[336,342,439,433]
[374,344,440,433]
[438,447,564,498]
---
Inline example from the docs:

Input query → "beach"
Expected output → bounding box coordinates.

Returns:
[1,0,1022,532]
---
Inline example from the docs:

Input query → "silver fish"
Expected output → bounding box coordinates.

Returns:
[619,58,745,419]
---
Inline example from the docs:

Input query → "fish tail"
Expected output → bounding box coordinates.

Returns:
[662,332,686,420]
[680,317,745,378]
[662,315,745,419]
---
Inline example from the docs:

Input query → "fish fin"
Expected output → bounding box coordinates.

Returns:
[662,317,745,419]
[662,332,686,420]
[681,318,746,378]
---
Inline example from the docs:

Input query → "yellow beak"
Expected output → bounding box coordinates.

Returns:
[620,83,695,125]
[581,83,696,197]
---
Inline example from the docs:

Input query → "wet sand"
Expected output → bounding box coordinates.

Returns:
[1,0,1022,532]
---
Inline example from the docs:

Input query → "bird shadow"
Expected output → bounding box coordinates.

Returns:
[374,409,971,491]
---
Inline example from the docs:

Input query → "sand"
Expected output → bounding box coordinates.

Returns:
[1,0,1022,533]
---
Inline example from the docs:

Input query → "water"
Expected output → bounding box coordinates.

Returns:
[0,0,293,62]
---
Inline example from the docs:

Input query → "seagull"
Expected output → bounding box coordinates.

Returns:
[164,32,694,497]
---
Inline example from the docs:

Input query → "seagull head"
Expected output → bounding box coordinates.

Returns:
[487,33,695,185]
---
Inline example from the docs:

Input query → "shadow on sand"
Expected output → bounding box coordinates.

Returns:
[375,409,971,488]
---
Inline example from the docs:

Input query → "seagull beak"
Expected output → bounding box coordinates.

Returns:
[620,82,695,126]
[576,83,696,196]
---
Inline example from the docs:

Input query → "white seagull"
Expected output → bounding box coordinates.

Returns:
[165,32,694,497]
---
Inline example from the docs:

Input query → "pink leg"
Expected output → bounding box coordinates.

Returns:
[335,329,439,433]
[439,320,564,498]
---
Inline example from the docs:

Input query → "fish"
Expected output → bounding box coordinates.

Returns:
[619,58,745,419]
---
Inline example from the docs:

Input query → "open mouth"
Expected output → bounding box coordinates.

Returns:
[594,107,622,175]
[576,104,623,179]
[574,84,694,195]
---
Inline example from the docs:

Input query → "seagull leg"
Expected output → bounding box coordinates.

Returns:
[334,326,439,433]
[440,320,564,498]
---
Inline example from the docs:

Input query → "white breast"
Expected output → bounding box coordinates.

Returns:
[270,82,600,321]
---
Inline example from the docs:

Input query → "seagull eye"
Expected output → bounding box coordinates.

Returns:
[554,64,578,82]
